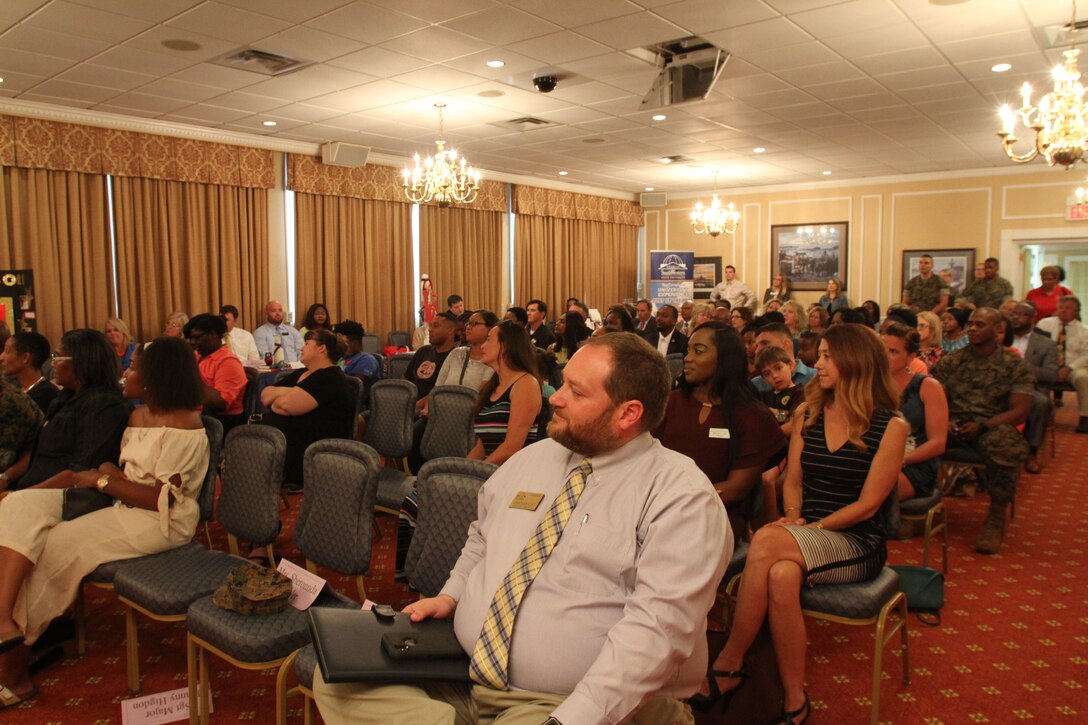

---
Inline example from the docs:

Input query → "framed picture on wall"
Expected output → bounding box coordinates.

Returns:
[770,222,849,291]
[901,248,976,299]
[693,256,721,299]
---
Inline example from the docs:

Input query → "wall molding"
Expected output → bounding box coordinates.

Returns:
[860,195,883,303]
[1000,180,1075,220]
[890,186,992,289]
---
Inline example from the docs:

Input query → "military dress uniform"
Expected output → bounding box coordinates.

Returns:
[961,276,1014,310]
[932,346,1035,506]
[904,274,949,311]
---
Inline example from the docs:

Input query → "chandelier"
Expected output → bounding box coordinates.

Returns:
[690,172,740,237]
[997,1,1088,168]
[402,102,480,207]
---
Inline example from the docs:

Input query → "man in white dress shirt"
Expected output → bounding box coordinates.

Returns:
[219,304,261,363]
[252,300,303,363]
[314,333,731,725]
[1037,295,1088,433]
[709,265,755,310]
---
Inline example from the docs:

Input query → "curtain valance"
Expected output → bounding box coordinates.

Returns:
[0,115,274,188]
[513,185,643,226]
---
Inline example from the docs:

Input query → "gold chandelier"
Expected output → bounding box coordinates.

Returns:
[402,102,480,207]
[690,172,740,237]
[997,1,1088,168]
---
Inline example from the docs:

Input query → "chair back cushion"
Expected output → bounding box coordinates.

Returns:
[388,331,411,349]
[361,334,381,355]
[420,385,478,460]
[198,416,225,523]
[295,439,381,575]
[218,425,286,545]
[242,366,260,419]
[342,375,365,437]
[363,379,417,457]
[387,352,416,381]
[406,458,497,596]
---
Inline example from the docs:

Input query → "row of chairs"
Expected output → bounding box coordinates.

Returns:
[73,415,496,724]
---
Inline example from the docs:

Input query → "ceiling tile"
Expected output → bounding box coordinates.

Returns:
[26,0,153,44]
[653,0,778,33]
[101,91,191,114]
[365,0,495,25]
[305,3,427,45]
[123,26,238,59]
[791,0,904,37]
[937,30,1040,64]
[167,63,266,90]
[0,47,74,77]
[506,31,613,65]
[443,6,561,46]
[204,90,286,113]
[165,2,291,45]
[138,77,239,103]
[381,26,491,63]
[743,40,840,72]
[702,17,814,57]
[821,22,930,58]
[511,0,643,26]
[1,0,56,29]
[0,70,49,93]
[575,11,688,49]
[216,0,353,23]
[93,45,198,76]
[393,65,489,92]
[66,0,200,23]
[241,66,378,103]
[850,45,946,75]
[166,103,253,123]
[0,25,114,62]
[775,60,865,87]
[256,26,366,63]
[329,47,432,77]
[805,76,885,100]
[54,65,158,93]
[307,78,431,112]
[876,64,963,91]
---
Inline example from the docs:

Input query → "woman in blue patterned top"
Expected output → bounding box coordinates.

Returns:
[468,321,542,466]
[693,324,907,723]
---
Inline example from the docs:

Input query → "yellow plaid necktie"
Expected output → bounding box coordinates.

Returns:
[273,332,285,364]
[469,458,593,690]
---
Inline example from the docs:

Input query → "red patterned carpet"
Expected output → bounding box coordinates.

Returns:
[2,411,1086,724]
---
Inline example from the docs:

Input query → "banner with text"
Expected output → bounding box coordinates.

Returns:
[649,251,695,309]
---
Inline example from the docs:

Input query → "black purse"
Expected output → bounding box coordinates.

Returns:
[61,488,114,521]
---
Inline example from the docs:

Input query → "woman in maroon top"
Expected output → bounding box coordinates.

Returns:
[654,321,786,539]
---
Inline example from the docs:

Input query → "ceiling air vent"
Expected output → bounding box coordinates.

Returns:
[491,117,556,132]
[212,48,313,77]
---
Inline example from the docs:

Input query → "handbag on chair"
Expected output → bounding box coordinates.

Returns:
[890,564,943,626]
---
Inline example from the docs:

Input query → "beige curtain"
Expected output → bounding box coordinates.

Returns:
[111,177,269,340]
[294,193,414,341]
[514,215,639,316]
[419,205,503,316]
[0,167,112,342]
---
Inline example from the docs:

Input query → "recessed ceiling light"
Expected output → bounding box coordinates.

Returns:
[558,171,568,176]
[262,120,277,127]
[651,114,666,121]
[162,39,202,51]
[753,147,766,153]
[822,170,832,175]
[486,60,505,68]
[659,157,673,164]
[477,90,505,98]
[991,63,1012,73]
[0,77,4,84]
[645,187,654,191]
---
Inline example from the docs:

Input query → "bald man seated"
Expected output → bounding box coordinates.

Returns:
[253,300,304,363]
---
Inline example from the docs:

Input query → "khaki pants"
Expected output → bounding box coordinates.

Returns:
[312,669,694,725]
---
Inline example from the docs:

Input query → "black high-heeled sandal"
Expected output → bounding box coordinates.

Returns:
[781,690,811,724]
[688,665,748,714]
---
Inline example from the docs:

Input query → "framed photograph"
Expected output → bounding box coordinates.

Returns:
[901,248,975,298]
[771,222,848,291]
[693,256,721,299]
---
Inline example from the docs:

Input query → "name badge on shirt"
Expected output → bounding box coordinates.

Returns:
[709,428,731,439]
[510,492,545,511]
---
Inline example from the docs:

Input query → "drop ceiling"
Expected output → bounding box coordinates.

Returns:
[0,0,1078,194]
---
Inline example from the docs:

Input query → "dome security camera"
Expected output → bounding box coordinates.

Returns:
[533,75,558,93]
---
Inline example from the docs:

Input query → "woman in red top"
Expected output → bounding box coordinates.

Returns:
[1026,265,1073,322]
[654,321,786,539]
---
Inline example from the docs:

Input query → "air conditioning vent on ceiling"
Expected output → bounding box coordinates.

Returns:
[320,142,370,168]
[212,48,314,77]
[491,117,556,132]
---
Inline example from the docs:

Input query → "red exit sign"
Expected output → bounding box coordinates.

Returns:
[1068,204,1088,220]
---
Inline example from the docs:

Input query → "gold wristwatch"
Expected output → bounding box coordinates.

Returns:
[96,474,110,492]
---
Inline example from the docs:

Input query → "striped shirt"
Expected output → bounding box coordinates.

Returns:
[474,378,540,456]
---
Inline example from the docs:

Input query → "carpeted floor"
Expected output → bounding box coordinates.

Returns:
[2,409,1086,724]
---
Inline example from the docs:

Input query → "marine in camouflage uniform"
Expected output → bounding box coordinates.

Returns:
[0,378,42,473]
[903,274,949,312]
[961,276,1014,310]
[932,307,1034,553]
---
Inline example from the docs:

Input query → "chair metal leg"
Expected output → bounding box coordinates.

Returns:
[898,595,911,685]
[275,649,299,725]
[187,634,199,725]
[870,616,885,725]
[125,606,141,695]
[199,643,211,725]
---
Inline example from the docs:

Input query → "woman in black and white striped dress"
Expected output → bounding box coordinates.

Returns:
[693,324,907,724]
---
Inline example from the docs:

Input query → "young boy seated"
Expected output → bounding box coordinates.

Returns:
[756,345,803,434]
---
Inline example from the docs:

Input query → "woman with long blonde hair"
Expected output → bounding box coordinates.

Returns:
[916,310,943,371]
[781,300,807,338]
[694,324,907,723]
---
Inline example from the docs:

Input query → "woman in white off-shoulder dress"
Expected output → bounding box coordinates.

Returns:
[0,336,209,709]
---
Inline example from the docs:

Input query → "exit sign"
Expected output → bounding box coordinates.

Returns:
[1068,203,1088,220]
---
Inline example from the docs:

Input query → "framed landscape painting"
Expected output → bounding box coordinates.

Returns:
[693,256,721,299]
[771,222,848,291]
[901,248,975,298]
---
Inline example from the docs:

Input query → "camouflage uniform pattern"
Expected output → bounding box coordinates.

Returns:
[0,379,43,470]
[961,276,1014,310]
[933,346,1035,504]
[904,274,950,311]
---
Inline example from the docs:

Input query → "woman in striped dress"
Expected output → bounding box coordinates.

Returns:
[695,324,907,723]
[468,321,542,466]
